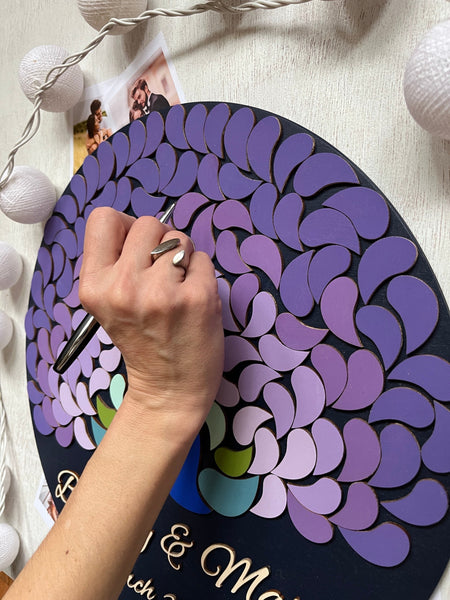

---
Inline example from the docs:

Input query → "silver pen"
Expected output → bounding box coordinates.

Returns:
[53,202,176,374]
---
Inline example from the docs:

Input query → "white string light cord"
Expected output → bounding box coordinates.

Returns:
[0,0,319,190]
[0,386,7,516]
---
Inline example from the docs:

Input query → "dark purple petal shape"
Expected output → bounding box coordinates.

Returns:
[358,236,418,303]
[113,177,132,212]
[216,230,250,274]
[51,244,66,281]
[250,183,278,238]
[422,402,450,473]
[127,118,146,165]
[230,273,260,327]
[161,151,198,197]
[25,307,36,339]
[165,105,189,149]
[224,336,260,371]
[273,133,314,192]
[74,217,86,257]
[97,140,114,189]
[31,271,44,311]
[185,103,208,153]
[197,154,225,201]
[55,422,74,448]
[190,205,216,258]
[323,187,389,240]
[54,194,78,224]
[125,158,159,193]
[299,208,360,254]
[338,418,381,482]
[287,490,333,544]
[53,303,73,338]
[54,229,77,260]
[26,342,38,379]
[247,116,281,181]
[224,107,255,171]
[320,277,362,347]
[310,344,347,406]
[308,245,352,302]
[37,247,52,287]
[37,328,52,364]
[28,380,44,406]
[56,259,73,299]
[369,424,421,488]
[82,154,99,201]
[33,309,51,333]
[369,387,434,428]
[240,235,282,288]
[293,153,359,197]
[112,132,130,178]
[204,103,230,158]
[275,313,328,350]
[333,350,383,411]
[279,250,314,317]
[263,381,295,439]
[142,111,164,157]
[238,364,280,403]
[273,193,303,251]
[70,174,87,212]
[213,200,253,232]
[219,163,261,200]
[388,355,450,402]
[33,404,54,435]
[382,479,448,526]
[92,180,116,208]
[355,305,402,369]
[130,188,165,218]
[338,523,410,567]
[173,192,209,229]
[44,215,66,245]
[387,275,439,354]
[329,482,378,530]
[217,277,239,332]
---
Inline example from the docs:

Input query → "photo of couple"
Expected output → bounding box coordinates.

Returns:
[86,99,112,154]
[128,78,170,122]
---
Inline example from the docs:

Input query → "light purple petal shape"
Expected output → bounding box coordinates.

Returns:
[308,245,352,302]
[279,250,314,317]
[37,328,52,364]
[312,418,345,476]
[219,163,261,200]
[74,416,96,451]
[387,275,439,354]
[190,205,216,258]
[42,396,59,428]
[288,478,342,515]
[204,103,230,158]
[251,474,287,518]
[338,419,381,482]
[369,387,434,429]
[224,107,255,171]
[293,153,359,197]
[59,381,82,417]
[238,364,280,403]
[299,208,360,254]
[75,382,96,416]
[356,305,402,370]
[213,200,253,232]
[358,236,418,303]
[197,154,225,201]
[99,346,121,372]
[263,382,295,439]
[248,427,280,474]
[233,406,272,446]
[369,424,421,488]
[388,355,450,402]
[330,482,378,530]
[165,105,189,149]
[185,103,208,153]
[273,133,314,192]
[52,398,72,426]
[249,183,278,238]
[382,479,448,526]
[241,292,277,338]
[259,335,308,371]
[339,523,410,567]
[142,111,164,157]
[230,273,259,327]
[216,230,249,274]
[273,192,303,251]
[292,366,325,427]
[50,325,66,361]
[320,277,362,347]
[333,350,384,411]
[422,402,450,473]
[125,158,159,193]
[272,428,316,480]
[112,132,130,178]
[161,151,198,197]
[173,192,209,229]
[240,235,282,287]
[216,377,240,408]
[55,422,74,448]
[37,360,52,397]
[217,278,239,332]
[323,186,389,240]
[247,116,281,181]
[156,143,177,191]
[224,336,260,372]
[89,367,110,397]
[275,313,328,351]
[97,140,114,189]
[287,489,333,543]
[127,119,146,165]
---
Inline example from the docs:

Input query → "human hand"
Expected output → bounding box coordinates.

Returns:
[79,207,224,437]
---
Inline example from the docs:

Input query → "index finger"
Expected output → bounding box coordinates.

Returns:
[82,207,135,273]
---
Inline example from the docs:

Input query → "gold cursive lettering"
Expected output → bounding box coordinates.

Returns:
[160,523,194,571]
[54,469,79,504]
[140,530,154,554]
[127,574,156,599]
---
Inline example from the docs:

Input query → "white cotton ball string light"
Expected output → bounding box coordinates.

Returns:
[0,524,19,571]
[0,243,22,291]
[404,20,450,140]
[19,45,84,113]
[0,166,57,224]
[77,0,148,34]
[0,312,13,351]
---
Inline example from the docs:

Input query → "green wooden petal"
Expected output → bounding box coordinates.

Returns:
[215,445,254,477]
[96,396,116,429]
